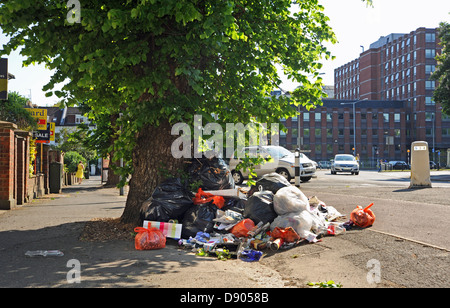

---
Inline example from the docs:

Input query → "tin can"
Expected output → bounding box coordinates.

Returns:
[270,238,284,251]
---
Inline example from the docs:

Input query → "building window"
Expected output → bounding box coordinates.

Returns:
[315,113,321,122]
[315,129,321,137]
[425,97,435,105]
[394,113,400,122]
[442,128,450,136]
[426,33,436,43]
[425,112,434,121]
[425,49,436,59]
[383,113,389,122]
[425,80,436,90]
[303,113,309,121]
[304,128,310,137]
[425,65,436,74]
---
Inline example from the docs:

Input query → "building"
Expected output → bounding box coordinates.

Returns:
[334,27,449,162]
[280,99,408,167]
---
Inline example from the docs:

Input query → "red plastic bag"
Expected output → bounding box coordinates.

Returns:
[192,188,225,209]
[134,227,166,250]
[350,203,375,228]
[231,219,255,238]
[270,227,301,243]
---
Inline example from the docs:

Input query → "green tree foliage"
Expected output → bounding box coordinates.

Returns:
[64,151,86,173]
[432,21,450,115]
[0,0,372,223]
[0,91,36,129]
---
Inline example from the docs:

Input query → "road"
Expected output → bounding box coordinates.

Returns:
[306,169,450,188]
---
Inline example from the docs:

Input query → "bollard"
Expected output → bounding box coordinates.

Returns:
[295,148,300,188]
[409,141,432,189]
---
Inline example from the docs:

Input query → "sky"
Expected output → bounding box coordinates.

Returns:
[1,0,450,106]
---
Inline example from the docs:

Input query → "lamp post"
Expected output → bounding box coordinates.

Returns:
[340,98,368,157]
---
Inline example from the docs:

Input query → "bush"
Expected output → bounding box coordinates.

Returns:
[64,151,86,173]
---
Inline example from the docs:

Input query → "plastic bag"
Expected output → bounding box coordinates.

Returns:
[140,178,194,222]
[192,188,225,209]
[230,218,255,238]
[273,186,309,215]
[270,226,301,243]
[247,173,291,197]
[244,190,277,225]
[270,209,326,241]
[134,227,166,250]
[181,203,217,239]
[350,203,375,228]
[187,157,235,191]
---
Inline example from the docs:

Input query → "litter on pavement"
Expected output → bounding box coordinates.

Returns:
[137,157,375,261]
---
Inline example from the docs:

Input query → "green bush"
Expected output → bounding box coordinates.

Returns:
[64,151,86,173]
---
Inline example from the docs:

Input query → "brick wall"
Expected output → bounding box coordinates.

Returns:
[0,122,17,210]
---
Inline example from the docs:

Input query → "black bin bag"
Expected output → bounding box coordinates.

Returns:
[181,202,217,239]
[187,157,235,191]
[244,190,277,225]
[140,178,194,222]
[247,172,291,197]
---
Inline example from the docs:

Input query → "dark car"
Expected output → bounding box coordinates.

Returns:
[430,161,437,169]
[389,161,410,170]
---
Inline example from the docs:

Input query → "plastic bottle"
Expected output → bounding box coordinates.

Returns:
[327,224,346,236]
[25,250,64,257]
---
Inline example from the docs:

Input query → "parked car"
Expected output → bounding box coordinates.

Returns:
[331,154,359,175]
[228,145,316,185]
[389,161,410,170]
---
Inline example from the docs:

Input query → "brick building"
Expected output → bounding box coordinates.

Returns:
[280,99,408,167]
[334,27,449,161]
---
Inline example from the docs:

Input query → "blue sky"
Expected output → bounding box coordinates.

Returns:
[1,0,449,106]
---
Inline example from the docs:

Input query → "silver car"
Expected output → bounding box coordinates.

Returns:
[228,145,316,185]
[331,154,359,175]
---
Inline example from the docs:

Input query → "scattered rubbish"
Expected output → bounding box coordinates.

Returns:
[247,173,290,196]
[238,248,264,262]
[135,158,376,267]
[187,157,235,191]
[350,203,376,228]
[25,250,64,257]
[143,220,182,239]
[134,227,166,250]
[193,188,225,209]
[244,190,277,225]
[140,178,194,222]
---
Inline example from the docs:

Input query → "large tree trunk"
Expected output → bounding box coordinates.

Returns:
[120,120,185,226]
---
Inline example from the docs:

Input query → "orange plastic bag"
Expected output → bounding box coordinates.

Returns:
[350,203,375,228]
[270,227,301,243]
[192,188,225,209]
[134,227,166,250]
[231,219,255,238]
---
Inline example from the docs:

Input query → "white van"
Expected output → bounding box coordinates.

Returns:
[228,145,316,185]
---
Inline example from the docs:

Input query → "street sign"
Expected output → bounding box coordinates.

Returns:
[27,108,48,130]
[33,129,50,142]
[49,122,55,141]
[0,58,7,100]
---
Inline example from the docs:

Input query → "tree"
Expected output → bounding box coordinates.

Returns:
[0,91,35,129]
[432,21,450,115]
[0,1,369,225]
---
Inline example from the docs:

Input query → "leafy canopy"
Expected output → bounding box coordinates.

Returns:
[0,0,342,178]
[432,21,450,115]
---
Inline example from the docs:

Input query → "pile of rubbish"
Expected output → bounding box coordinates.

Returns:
[136,157,375,262]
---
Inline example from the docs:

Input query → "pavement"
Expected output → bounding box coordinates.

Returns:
[0,174,449,290]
